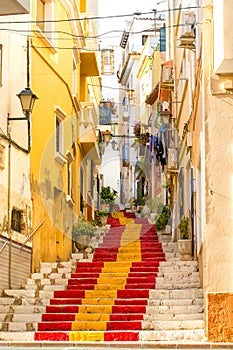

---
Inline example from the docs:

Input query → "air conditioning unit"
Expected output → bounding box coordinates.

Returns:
[167,148,178,171]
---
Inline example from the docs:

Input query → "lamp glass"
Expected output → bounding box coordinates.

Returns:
[17,88,38,114]
[102,130,112,143]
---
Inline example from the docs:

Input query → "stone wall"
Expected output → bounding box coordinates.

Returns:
[208,293,233,342]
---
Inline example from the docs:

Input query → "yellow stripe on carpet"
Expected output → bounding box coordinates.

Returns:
[71,219,143,333]
[117,223,141,262]
[69,331,104,341]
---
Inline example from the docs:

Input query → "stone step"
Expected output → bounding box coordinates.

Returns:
[146,304,203,315]
[25,280,68,290]
[0,331,35,341]
[0,305,46,314]
[1,321,38,332]
[148,297,203,306]
[161,241,179,250]
[157,271,200,279]
[159,260,199,269]
[144,313,204,322]
[0,297,15,305]
[142,319,204,331]
[150,289,204,299]
[140,329,205,341]
[6,313,42,323]
[156,281,201,289]
[0,329,205,342]
[3,290,37,299]
[164,253,181,260]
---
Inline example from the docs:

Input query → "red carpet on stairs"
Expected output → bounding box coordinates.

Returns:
[34,211,165,342]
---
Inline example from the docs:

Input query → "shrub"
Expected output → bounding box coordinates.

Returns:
[155,204,171,231]
[178,216,190,239]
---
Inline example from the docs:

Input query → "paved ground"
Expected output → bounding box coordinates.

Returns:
[1,342,233,349]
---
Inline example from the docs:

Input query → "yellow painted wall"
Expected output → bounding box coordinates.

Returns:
[208,293,233,342]
[30,0,82,270]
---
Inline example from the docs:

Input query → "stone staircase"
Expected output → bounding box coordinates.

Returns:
[0,212,204,343]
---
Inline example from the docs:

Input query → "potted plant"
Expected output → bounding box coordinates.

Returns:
[72,219,97,252]
[155,204,171,231]
[100,186,117,212]
[95,210,109,226]
[178,216,192,260]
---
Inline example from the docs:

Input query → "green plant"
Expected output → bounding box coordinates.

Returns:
[72,219,97,239]
[178,216,190,239]
[100,186,116,203]
[155,204,171,231]
[95,210,109,226]
[133,195,145,207]
[96,210,109,217]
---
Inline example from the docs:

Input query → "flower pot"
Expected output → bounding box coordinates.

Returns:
[178,239,192,260]
[101,203,110,212]
[74,234,91,251]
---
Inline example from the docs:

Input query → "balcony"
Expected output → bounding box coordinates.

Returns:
[79,14,100,76]
[179,32,195,50]
[118,52,141,86]
[164,129,179,172]
[0,0,29,15]
[79,102,101,164]
[161,61,174,90]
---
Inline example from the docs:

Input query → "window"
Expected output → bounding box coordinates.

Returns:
[56,117,62,153]
[36,0,55,50]
[90,160,94,198]
[55,106,67,164]
[0,143,5,169]
[80,167,84,213]
[66,151,74,203]
[142,35,148,46]
[11,208,25,233]
[37,0,46,31]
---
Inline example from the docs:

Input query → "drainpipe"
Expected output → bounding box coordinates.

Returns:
[191,167,195,259]
[7,116,12,289]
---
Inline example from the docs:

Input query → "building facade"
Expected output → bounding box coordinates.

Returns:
[166,0,233,341]
[0,0,32,289]
[30,0,101,270]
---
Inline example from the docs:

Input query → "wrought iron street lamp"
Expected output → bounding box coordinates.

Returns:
[17,87,38,116]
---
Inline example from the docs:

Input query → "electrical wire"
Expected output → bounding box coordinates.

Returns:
[0,11,154,26]
[0,5,201,26]
[0,20,199,51]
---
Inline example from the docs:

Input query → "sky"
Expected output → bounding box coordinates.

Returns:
[98,0,156,48]
[97,0,157,102]
[97,0,158,193]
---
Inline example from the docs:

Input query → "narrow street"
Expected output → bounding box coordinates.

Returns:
[0,0,233,346]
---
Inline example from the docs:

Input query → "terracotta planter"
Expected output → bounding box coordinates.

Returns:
[74,234,91,252]
[178,239,192,260]
[100,216,108,225]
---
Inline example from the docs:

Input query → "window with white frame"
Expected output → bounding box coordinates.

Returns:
[66,151,74,201]
[36,0,55,46]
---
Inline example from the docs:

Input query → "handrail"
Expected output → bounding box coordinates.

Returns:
[0,240,8,255]
[21,220,45,247]
[0,220,45,255]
